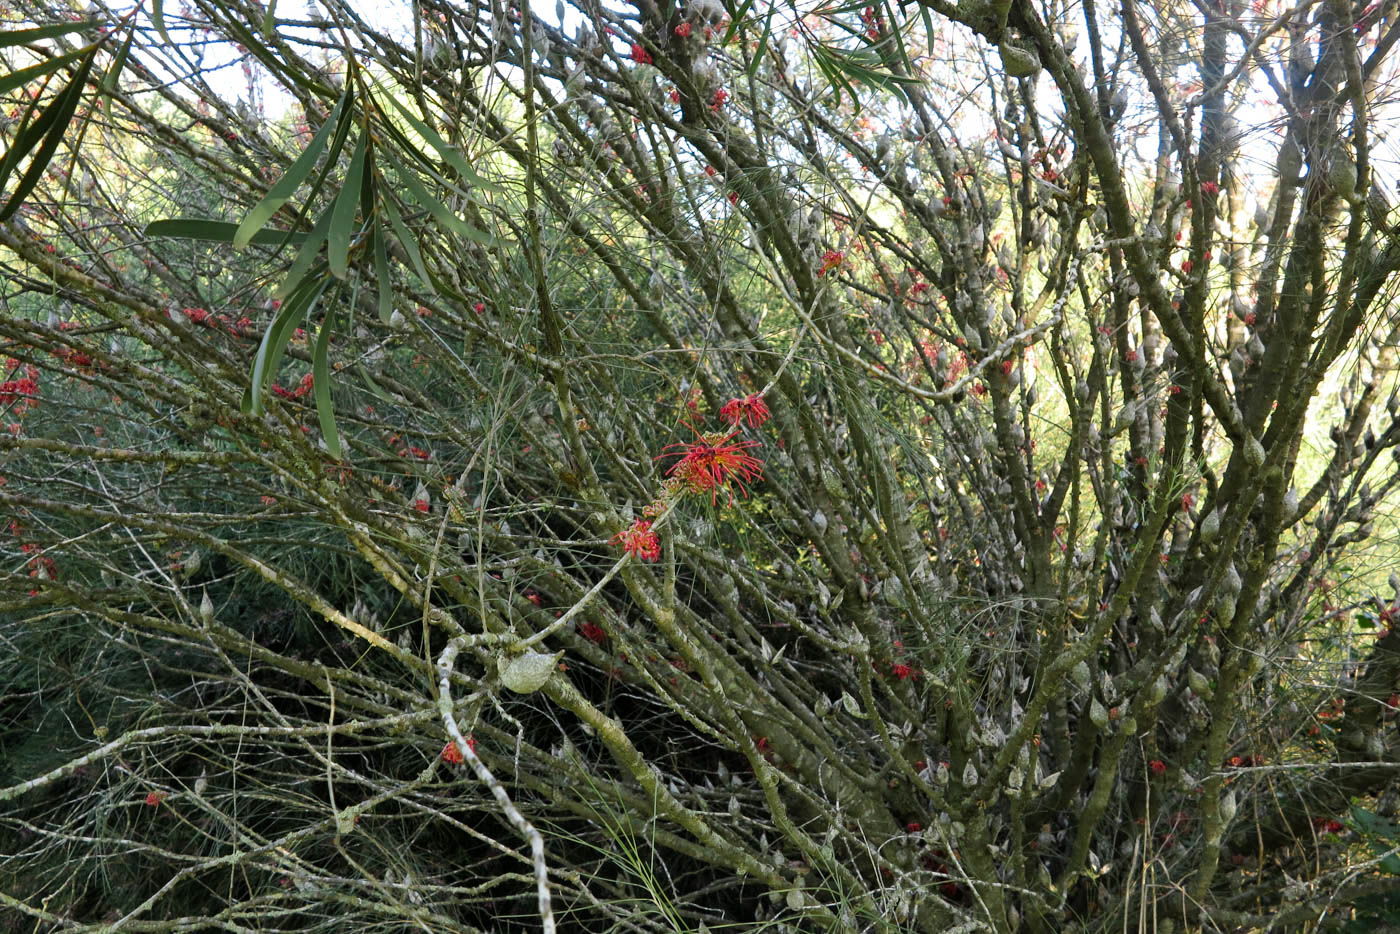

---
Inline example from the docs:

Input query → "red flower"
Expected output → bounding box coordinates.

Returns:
[1201,181,1220,195]
[719,393,770,429]
[657,427,764,503]
[441,736,477,764]
[906,821,921,832]
[891,663,918,680]
[668,87,680,104]
[630,43,652,65]
[578,622,607,644]
[674,22,692,36]
[611,519,661,561]
[1149,759,1167,776]
[817,250,844,277]
[1181,259,1194,274]
[144,791,167,807]
[710,88,728,110]
[414,499,430,513]
[473,302,485,314]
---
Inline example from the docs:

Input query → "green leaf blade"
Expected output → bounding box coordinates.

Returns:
[233,87,350,251]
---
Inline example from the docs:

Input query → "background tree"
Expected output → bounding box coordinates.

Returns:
[3,0,1400,930]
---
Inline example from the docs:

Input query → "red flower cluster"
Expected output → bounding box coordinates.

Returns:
[890,662,919,681]
[1201,181,1220,195]
[657,428,764,503]
[578,621,607,644]
[272,373,314,400]
[441,736,477,764]
[144,791,167,807]
[630,43,652,65]
[710,88,728,111]
[817,249,844,277]
[0,377,38,406]
[674,22,692,37]
[719,393,770,429]
[612,518,661,561]
[1149,759,1167,776]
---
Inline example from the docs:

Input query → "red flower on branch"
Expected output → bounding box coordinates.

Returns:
[630,43,652,65]
[578,622,607,644]
[674,22,692,37]
[719,393,770,429]
[612,519,661,561]
[441,736,476,764]
[817,249,844,277]
[657,427,764,503]
[1149,759,1167,776]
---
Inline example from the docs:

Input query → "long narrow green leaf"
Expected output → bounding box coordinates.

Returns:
[356,364,395,404]
[0,42,93,97]
[276,205,334,299]
[245,278,325,416]
[100,27,134,120]
[745,2,776,79]
[327,130,368,279]
[0,49,97,223]
[373,226,393,323]
[386,153,498,247]
[379,92,504,193]
[145,218,310,245]
[380,195,430,284]
[262,0,278,38]
[312,313,341,459]
[0,21,101,47]
[234,88,349,250]
[722,0,757,47]
[151,0,172,47]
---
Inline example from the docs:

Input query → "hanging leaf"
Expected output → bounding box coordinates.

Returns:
[327,130,369,278]
[276,205,335,299]
[379,195,431,284]
[0,47,98,222]
[151,0,173,46]
[384,152,498,247]
[245,278,327,416]
[99,27,134,120]
[312,314,341,459]
[234,87,350,251]
[0,45,94,98]
[0,21,101,47]
[379,91,503,193]
[373,226,393,323]
[144,218,310,245]
[262,0,278,38]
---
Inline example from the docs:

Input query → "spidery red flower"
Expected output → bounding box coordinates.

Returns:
[817,250,844,277]
[657,427,764,503]
[612,519,661,561]
[890,662,918,681]
[719,393,770,429]
[630,43,652,65]
[1149,759,1167,776]
[674,22,692,37]
[578,621,607,644]
[441,736,476,764]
